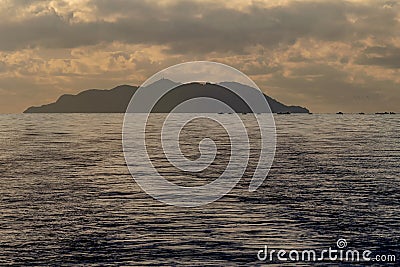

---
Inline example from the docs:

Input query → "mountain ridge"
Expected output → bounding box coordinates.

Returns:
[24,80,309,113]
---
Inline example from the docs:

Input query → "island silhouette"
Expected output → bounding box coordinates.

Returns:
[24,79,309,113]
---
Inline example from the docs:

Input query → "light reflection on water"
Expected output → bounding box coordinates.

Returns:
[0,114,399,266]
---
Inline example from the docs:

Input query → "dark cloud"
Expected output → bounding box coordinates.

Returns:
[1,0,399,54]
[356,45,400,69]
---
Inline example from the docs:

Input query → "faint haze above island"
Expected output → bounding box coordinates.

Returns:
[0,0,399,114]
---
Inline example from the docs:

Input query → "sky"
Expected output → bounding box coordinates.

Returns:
[0,0,399,113]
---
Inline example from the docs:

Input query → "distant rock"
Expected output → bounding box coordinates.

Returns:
[24,79,309,113]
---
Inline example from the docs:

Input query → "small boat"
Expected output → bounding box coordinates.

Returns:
[359,112,365,115]
[336,111,344,115]
[375,112,389,115]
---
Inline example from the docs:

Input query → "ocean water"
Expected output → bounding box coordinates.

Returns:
[0,114,399,266]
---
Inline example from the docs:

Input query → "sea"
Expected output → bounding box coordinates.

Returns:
[0,114,399,266]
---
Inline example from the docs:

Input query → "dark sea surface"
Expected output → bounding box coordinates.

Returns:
[0,114,399,266]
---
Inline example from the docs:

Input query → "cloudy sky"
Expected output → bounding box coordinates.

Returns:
[0,0,399,113]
